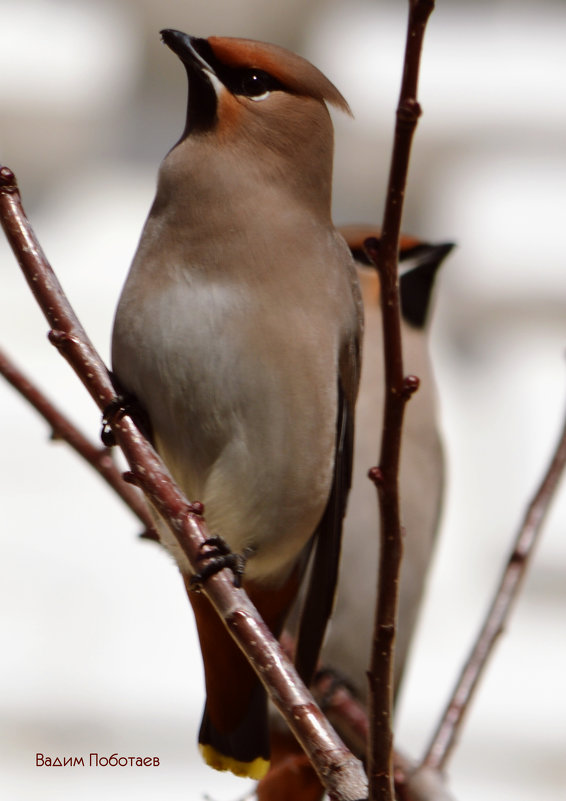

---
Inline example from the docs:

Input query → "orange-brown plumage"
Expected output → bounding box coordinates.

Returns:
[208,36,351,113]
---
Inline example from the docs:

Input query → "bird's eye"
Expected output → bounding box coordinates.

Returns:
[241,72,269,97]
[231,69,281,101]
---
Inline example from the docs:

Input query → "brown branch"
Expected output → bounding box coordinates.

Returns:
[364,3,435,800]
[0,165,368,801]
[421,401,566,773]
[311,672,457,801]
[0,346,158,538]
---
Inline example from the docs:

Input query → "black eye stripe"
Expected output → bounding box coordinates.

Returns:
[188,41,284,98]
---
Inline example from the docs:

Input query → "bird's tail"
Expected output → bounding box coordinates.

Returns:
[198,683,269,779]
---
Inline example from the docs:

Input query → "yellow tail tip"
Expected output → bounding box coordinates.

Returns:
[199,744,269,779]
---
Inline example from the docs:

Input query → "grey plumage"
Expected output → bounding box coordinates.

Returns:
[111,30,362,778]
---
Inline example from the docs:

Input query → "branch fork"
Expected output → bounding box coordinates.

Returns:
[8,3,561,799]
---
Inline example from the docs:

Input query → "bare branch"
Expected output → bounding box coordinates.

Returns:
[364,3,435,799]
[422,401,566,772]
[0,346,158,538]
[312,671,457,801]
[0,165,367,801]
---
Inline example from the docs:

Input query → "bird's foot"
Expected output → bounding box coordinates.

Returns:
[101,384,153,447]
[312,666,358,710]
[189,536,254,589]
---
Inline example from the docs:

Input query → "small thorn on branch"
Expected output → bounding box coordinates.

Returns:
[139,529,160,542]
[48,329,77,348]
[189,500,205,516]
[403,374,421,398]
[122,470,141,486]
[397,98,422,125]
[0,166,16,190]
[368,466,385,486]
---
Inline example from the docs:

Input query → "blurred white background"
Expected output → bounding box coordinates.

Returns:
[1,1,565,799]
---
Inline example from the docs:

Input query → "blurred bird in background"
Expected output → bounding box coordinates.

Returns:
[257,229,451,801]
[326,226,449,702]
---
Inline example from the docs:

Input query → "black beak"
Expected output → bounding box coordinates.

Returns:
[160,30,213,74]
[160,29,219,136]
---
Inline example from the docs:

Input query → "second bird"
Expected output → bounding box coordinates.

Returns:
[111,30,362,780]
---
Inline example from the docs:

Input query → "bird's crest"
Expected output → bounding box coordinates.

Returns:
[207,36,351,114]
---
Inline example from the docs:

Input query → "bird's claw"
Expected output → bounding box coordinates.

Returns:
[101,390,153,447]
[312,666,358,711]
[189,537,252,589]
[100,397,127,446]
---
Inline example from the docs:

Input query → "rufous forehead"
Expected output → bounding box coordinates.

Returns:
[207,36,350,113]
[208,36,295,75]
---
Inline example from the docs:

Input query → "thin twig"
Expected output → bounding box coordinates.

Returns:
[364,3,435,799]
[0,346,158,538]
[312,670,457,801]
[422,403,566,772]
[0,165,368,801]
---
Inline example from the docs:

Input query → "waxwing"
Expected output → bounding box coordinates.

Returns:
[111,30,362,780]
[257,230,451,800]
[323,226,449,704]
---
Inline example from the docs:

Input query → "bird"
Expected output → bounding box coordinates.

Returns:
[257,229,451,800]
[111,30,362,781]
[321,225,449,705]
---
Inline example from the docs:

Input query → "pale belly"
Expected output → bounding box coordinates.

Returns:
[113,277,338,585]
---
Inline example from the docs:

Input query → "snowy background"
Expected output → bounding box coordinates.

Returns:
[1,1,565,799]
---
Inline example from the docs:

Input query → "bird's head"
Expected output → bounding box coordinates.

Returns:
[159,30,351,212]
